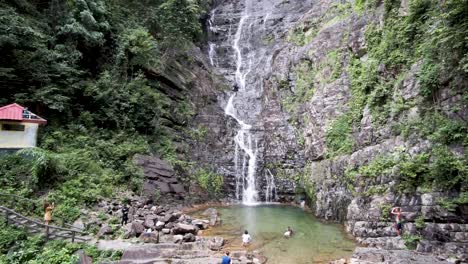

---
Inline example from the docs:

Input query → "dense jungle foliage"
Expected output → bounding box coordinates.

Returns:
[0,0,209,261]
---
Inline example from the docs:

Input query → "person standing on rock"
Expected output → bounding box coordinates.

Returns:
[242,230,252,246]
[43,201,54,225]
[221,251,231,264]
[121,204,129,226]
[391,207,403,236]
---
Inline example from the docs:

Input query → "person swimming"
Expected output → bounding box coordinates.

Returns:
[284,226,293,238]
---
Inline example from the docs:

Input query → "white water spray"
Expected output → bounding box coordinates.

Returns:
[225,95,258,205]
[222,4,260,205]
[265,169,277,203]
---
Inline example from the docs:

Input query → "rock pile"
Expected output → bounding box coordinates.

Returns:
[87,199,223,248]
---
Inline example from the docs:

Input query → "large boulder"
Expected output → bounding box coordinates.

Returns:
[144,215,157,228]
[183,233,196,242]
[139,232,159,243]
[155,221,165,231]
[172,223,198,235]
[163,212,180,223]
[131,221,145,237]
[202,208,218,216]
[155,182,171,194]
[73,219,85,230]
[201,208,220,226]
[192,219,209,230]
[76,249,92,264]
[97,225,113,238]
[173,235,184,244]
[209,237,224,251]
[170,183,186,193]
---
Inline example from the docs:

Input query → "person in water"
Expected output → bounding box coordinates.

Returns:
[221,251,231,264]
[284,226,294,238]
[233,84,239,92]
[242,230,252,246]
[300,199,306,209]
[391,207,403,236]
[43,201,54,225]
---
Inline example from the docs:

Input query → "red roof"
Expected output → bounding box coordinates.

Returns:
[0,103,47,124]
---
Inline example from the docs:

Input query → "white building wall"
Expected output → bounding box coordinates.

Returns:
[0,122,39,149]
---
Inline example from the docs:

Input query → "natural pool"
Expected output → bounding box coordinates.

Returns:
[196,204,356,264]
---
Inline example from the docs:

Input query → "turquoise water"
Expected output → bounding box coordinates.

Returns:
[199,205,356,264]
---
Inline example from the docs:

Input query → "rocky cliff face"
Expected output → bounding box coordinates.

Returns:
[254,0,467,261]
[164,0,467,261]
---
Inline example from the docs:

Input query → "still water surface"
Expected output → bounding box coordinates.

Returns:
[197,205,356,264]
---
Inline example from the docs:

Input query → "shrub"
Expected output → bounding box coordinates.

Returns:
[379,203,392,221]
[194,168,224,198]
[415,215,425,229]
[402,234,421,250]
[325,114,353,157]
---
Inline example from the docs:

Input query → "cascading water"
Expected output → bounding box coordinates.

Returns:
[265,169,277,202]
[219,2,259,205]
[225,95,258,204]
[207,0,314,204]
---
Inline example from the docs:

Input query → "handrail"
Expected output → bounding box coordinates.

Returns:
[0,206,87,242]
[0,192,84,231]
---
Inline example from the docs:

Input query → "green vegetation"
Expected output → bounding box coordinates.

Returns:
[325,0,467,163]
[345,147,467,195]
[379,203,393,221]
[402,234,422,250]
[415,215,425,229]
[287,22,320,46]
[194,168,224,198]
[438,193,468,212]
[325,114,354,158]
[287,2,352,46]
[281,60,316,113]
[189,125,208,141]
[0,0,210,226]
[0,221,121,263]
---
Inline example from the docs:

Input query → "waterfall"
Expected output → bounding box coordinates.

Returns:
[265,169,277,203]
[208,43,218,67]
[221,2,259,205]
[208,9,218,67]
[209,0,309,204]
[225,95,258,205]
